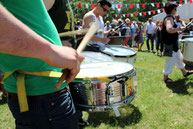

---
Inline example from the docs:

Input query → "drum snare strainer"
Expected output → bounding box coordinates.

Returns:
[70,62,137,117]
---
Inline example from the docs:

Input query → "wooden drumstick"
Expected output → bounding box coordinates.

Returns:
[59,28,89,37]
[55,21,99,90]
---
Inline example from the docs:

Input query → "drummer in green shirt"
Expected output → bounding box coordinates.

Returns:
[0,0,84,128]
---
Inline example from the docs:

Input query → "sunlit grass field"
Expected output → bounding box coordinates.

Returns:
[0,45,193,129]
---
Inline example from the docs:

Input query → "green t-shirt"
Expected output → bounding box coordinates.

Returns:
[0,0,67,95]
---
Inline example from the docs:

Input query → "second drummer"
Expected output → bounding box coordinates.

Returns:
[82,0,113,52]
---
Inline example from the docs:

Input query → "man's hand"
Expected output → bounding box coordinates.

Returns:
[44,45,84,83]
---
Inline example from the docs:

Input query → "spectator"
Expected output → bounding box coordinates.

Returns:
[131,21,138,47]
[162,2,193,83]
[146,18,156,52]
[105,21,111,31]
[135,21,144,51]
[124,22,132,47]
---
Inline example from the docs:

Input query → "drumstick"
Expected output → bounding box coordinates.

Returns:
[55,21,99,90]
[59,28,89,37]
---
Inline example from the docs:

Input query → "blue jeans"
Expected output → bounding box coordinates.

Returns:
[8,90,79,129]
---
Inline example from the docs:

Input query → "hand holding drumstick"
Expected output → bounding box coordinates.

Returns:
[55,21,100,90]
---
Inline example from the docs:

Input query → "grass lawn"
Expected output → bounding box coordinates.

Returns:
[0,45,193,129]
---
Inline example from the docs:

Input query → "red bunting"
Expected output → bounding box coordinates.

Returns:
[156,3,160,8]
[130,4,133,9]
[78,3,81,8]
[130,21,133,24]
[153,10,156,14]
[190,0,192,3]
[143,12,147,16]
[119,14,122,17]
[127,14,129,17]
[179,1,182,5]
[116,19,118,21]
[135,13,138,17]
[118,4,121,9]
[142,3,145,8]
[112,14,114,17]
[91,4,95,9]
[162,8,165,12]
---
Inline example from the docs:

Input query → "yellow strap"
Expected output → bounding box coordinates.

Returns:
[1,71,14,84]
[18,70,110,82]
[4,70,110,112]
[17,73,29,112]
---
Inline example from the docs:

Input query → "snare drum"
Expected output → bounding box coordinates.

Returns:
[101,45,137,64]
[70,62,137,114]
[181,38,193,66]
[82,51,113,63]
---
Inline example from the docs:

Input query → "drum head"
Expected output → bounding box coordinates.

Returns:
[101,45,136,57]
[78,62,134,78]
[82,51,113,63]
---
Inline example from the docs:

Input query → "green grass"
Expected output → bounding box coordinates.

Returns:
[0,46,193,129]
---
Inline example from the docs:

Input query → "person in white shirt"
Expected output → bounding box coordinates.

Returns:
[146,18,156,52]
[104,21,111,31]
[82,0,112,52]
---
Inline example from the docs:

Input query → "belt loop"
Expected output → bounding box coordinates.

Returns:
[17,73,29,112]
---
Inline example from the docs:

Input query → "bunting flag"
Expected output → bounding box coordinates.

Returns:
[163,3,165,7]
[112,4,115,9]
[91,4,95,9]
[144,12,147,16]
[135,13,138,17]
[78,3,81,8]
[130,14,133,17]
[162,8,165,12]
[157,9,161,13]
[148,11,151,15]
[153,10,156,14]
[179,1,182,5]
[127,14,129,17]
[123,14,126,17]
[130,4,133,9]
[190,0,192,3]
[139,13,142,16]
[142,3,145,8]
[85,4,88,9]
[156,3,160,8]
[112,14,114,17]
[119,14,122,17]
[118,4,121,9]
[136,4,139,8]
[151,3,155,7]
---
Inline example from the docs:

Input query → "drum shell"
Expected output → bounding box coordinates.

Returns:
[70,69,137,112]
[182,38,193,66]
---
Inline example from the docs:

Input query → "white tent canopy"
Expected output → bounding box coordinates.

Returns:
[152,3,193,21]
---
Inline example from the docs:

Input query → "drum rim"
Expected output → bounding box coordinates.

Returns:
[77,62,136,80]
